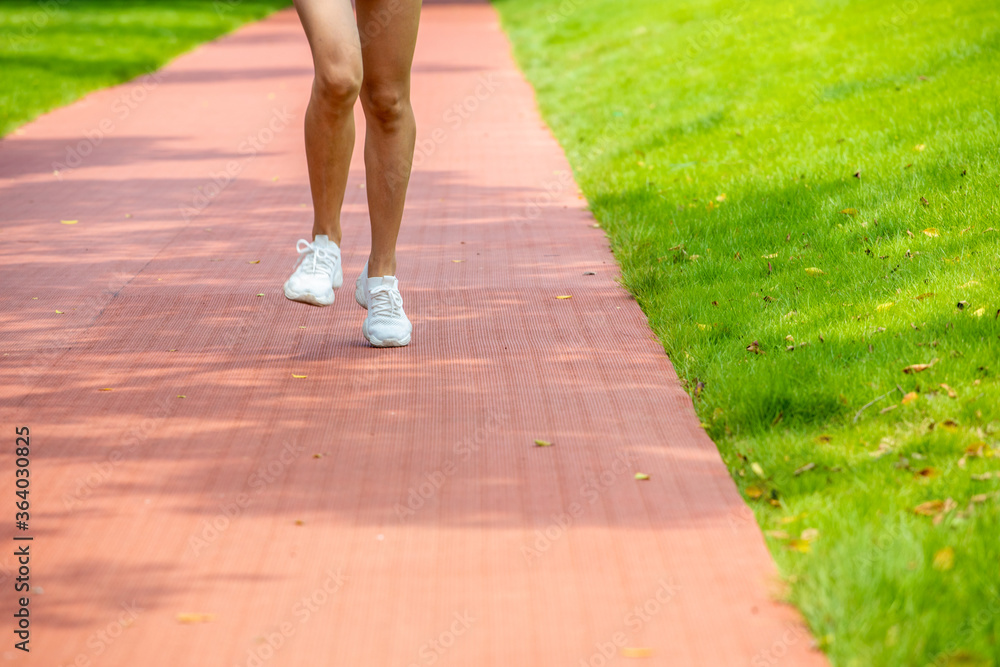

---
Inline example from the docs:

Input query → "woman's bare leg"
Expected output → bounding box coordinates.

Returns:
[356,0,422,277]
[293,0,363,245]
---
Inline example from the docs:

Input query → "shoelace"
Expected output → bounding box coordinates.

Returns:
[368,283,404,319]
[295,239,336,278]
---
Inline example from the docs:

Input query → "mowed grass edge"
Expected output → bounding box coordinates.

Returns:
[0,0,292,138]
[493,0,1000,664]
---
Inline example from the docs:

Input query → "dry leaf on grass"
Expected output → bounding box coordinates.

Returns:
[932,546,954,571]
[903,358,939,373]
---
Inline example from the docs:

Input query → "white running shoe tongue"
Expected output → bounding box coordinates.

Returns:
[368,276,397,289]
[312,234,330,247]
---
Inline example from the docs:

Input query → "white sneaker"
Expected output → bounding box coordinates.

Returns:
[283,235,342,306]
[362,275,412,347]
[355,261,369,309]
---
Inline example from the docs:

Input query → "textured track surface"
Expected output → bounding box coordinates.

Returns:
[0,4,828,665]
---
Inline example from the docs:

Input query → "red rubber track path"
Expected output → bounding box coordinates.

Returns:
[0,3,828,665]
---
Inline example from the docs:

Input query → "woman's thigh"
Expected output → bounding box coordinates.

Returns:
[355,0,421,94]
[294,0,363,86]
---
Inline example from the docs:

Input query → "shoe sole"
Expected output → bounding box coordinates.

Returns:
[364,332,411,347]
[283,285,334,307]
[355,276,367,309]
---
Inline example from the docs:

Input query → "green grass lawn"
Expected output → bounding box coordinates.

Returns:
[0,0,291,137]
[494,0,1000,664]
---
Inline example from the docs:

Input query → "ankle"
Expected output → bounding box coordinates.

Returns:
[312,227,342,246]
[367,255,397,277]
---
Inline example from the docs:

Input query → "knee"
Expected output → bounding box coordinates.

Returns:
[361,81,411,129]
[312,63,362,112]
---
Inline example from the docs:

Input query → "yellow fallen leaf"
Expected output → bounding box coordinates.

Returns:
[877,302,894,311]
[913,500,949,516]
[972,307,985,317]
[168,348,177,352]
[751,462,765,478]
[902,358,939,373]
[622,648,654,658]
[534,439,553,447]
[762,253,779,259]
[800,528,820,541]
[745,485,764,499]
[255,293,265,297]
[804,267,825,276]
[451,259,465,263]
[294,519,305,526]
[932,546,954,571]
[177,395,186,399]
[901,391,919,405]
[697,323,709,330]
[914,144,926,151]
[634,472,650,480]
[60,220,78,225]
[298,326,306,329]
[54,310,64,314]
[248,260,260,264]
[915,292,935,300]
[940,384,957,399]
[176,613,215,624]
[922,228,940,237]
[715,194,726,202]
[556,295,573,300]
[787,539,811,553]
[292,374,307,379]
[958,280,979,288]
[99,388,113,392]
[840,208,858,217]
